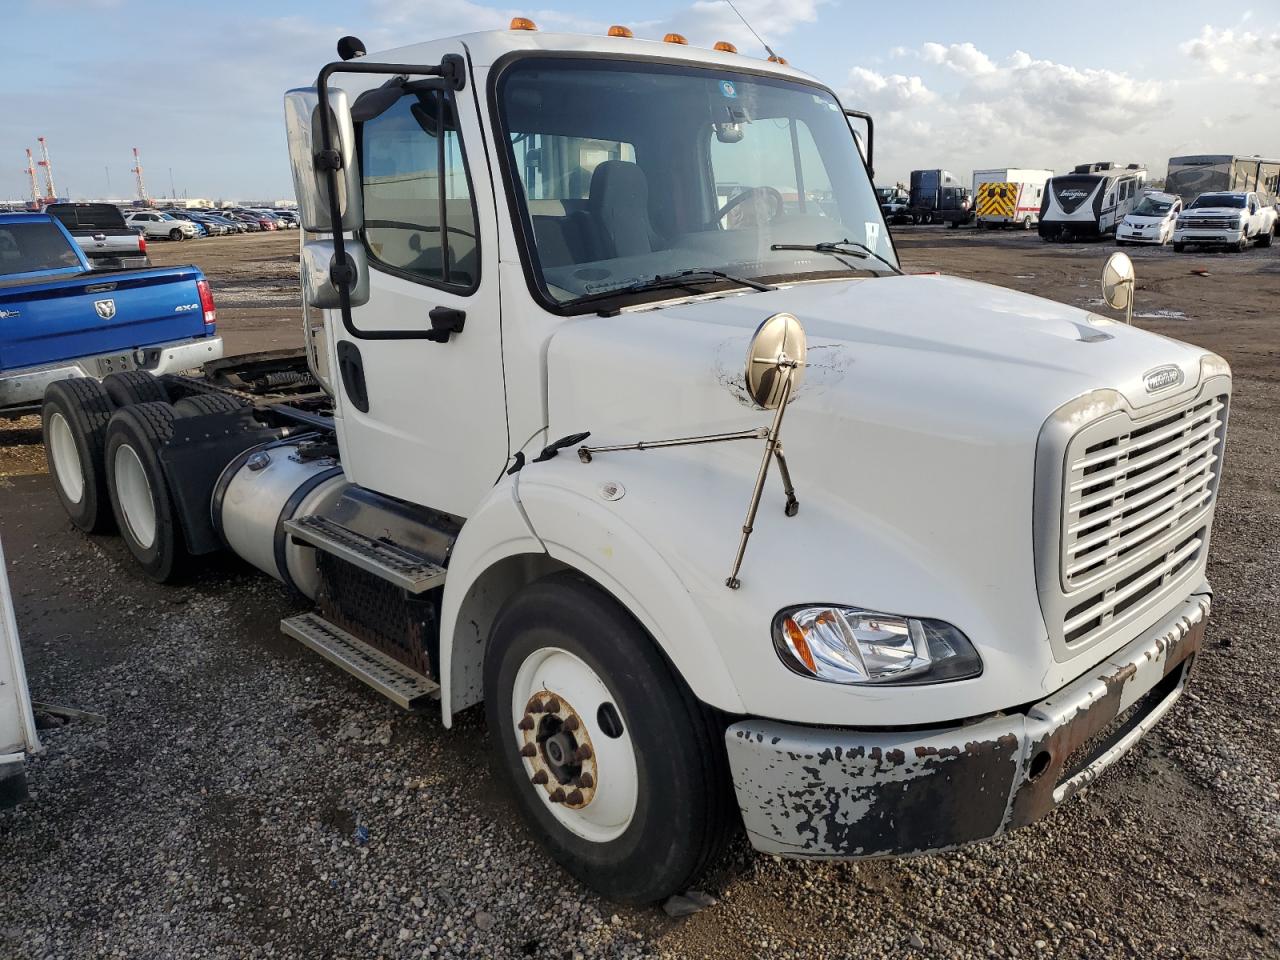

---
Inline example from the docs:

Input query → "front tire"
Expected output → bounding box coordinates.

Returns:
[484,573,734,903]
[104,402,186,582]
[169,228,183,241]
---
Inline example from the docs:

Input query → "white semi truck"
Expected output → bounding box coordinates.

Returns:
[39,24,1230,903]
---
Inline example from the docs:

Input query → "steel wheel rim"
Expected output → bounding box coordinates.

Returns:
[48,412,84,504]
[114,443,157,549]
[511,646,638,843]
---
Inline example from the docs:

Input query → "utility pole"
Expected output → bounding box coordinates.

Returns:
[168,167,176,203]
[105,165,112,196]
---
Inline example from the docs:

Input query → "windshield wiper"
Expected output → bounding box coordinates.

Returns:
[770,239,902,275]
[569,268,776,314]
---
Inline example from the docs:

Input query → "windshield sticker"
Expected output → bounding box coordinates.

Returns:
[864,221,881,248]
[720,80,737,99]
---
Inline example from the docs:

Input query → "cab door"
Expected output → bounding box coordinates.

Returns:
[330,49,507,520]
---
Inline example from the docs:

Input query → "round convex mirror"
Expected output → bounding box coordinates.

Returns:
[745,312,807,409]
[1101,251,1135,312]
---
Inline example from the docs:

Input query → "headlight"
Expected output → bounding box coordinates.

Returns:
[773,606,982,685]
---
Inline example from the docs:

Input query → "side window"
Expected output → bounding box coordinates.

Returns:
[709,116,838,224]
[360,89,479,290]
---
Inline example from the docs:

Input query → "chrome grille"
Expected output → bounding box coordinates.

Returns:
[1181,216,1239,230]
[1059,395,1226,647]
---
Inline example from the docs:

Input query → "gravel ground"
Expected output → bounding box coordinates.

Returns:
[1,229,1277,959]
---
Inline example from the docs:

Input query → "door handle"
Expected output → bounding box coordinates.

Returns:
[425,306,466,343]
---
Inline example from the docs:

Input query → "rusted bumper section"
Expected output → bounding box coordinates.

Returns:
[725,589,1210,858]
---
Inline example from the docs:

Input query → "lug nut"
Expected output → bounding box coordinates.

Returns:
[528,700,545,714]
[562,716,580,731]
[517,715,535,731]
[520,744,537,758]
[576,773,594,788]
[549,788,567,803]
[545,698,561,713]
[575,745,593,761]
[531,770,548,785]
[566,789,584,805]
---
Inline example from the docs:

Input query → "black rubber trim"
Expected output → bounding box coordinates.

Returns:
[272,466,343,594]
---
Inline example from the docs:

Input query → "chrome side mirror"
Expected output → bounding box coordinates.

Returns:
[745,312,807,408]
[284,86,364,233]
[301,239,369,309]
[1101,251,1135,324]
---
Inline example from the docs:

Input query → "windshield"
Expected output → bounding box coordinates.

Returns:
[1189,193,1245,209]
[496,57,896,310]
[1132,197,1172,216]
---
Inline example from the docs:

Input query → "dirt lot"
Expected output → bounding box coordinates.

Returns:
[1,229,1277,959]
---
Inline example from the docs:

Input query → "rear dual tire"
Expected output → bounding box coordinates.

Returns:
[104,402,187,582]
[43,379,115,533]
[485,573,735,903]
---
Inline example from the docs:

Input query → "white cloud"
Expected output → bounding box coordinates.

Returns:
[844,41,1171,185]
[1180,24,1280,81]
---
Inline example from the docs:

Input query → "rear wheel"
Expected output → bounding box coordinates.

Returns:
[104,402,186,582]
[485,573,734,903]
[42,378,115,533]
[103,370,169,408]
[1173,242,1186,252]
[1260,229,1273,248]
[1022,216,1033,230]
[173,393,245,417]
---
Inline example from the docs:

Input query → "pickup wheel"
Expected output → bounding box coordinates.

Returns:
[484,573,735,903]
[42,378,116,533]
[1237,235,1249,252]
[103,370,169,408]
[104,402,186,582]
[1260,229,1274,248]
[172,393,245,417]
[1173,242,1186,252]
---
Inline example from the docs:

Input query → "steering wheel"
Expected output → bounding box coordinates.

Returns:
[715,186,785,227]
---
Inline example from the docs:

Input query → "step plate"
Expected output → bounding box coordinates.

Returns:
[284,515,446,593]
[281,612,440,709]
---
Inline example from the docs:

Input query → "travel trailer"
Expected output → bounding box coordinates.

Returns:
[1039,162,1147,241]
[0,538,40,808]
[972,168,1054,229]
[1165,155,1280,205]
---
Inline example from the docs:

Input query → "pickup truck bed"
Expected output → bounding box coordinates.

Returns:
[0,213,223,415]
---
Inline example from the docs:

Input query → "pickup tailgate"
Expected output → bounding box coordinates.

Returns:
[0,266,208,369]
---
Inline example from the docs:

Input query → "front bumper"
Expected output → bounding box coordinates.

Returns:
[1116,228,1163,244]
[1174,229,1244,245]
[725,589,1209,858]
[0,336,224,411]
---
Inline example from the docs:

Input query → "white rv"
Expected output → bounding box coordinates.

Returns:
[972,168,1053,229]
[1040,163,1147,241]
[0,537,40,808]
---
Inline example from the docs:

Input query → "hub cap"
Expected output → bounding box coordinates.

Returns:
[113,443,157,549]
[48,413,84,504]
[511,647,638,843]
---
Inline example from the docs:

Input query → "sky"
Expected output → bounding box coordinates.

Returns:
[2,0,1278,202]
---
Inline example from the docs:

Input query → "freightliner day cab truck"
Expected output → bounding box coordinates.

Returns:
[38,24,1230,903]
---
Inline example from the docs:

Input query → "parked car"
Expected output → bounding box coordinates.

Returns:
[0,212,222,418]
[187,214,229,236]
[1173,191,1277,252]
[273,209,299,228]
[125,210,198,241]
[200,214,240,234]
[877,188,911,224]
[1116,192,1182,246]
[167,212,209,238]
[44,203,151,270]
[223,213,262,232]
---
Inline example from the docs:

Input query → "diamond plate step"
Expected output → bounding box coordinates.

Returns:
[284,515,446,593]
[281,612,440,709]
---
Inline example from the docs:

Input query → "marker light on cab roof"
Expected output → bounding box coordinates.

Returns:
[608,25,634,38]
[714,41,738,53]
[663,32,689,44]
[768,54,789,65]
[509,16,537,30]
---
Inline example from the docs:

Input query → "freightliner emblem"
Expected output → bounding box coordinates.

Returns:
[1144,365,1183,393]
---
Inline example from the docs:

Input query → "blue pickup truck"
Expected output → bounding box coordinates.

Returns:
[0,212,223,418]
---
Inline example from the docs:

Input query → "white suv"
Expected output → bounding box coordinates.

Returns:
[125,210,198,241]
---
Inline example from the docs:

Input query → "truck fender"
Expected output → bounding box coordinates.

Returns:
[438,472,747,726]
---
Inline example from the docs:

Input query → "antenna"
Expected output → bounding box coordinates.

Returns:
[132,147,150,205]
[22,149,40,206]
[36,136,57,200]
[725,0,778,60]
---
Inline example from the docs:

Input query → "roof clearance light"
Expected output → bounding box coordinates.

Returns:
[714,41,738,53]
[608,25,634,38]
[768,54,789,65]
[510,16,537,30]
[663,32,689,45]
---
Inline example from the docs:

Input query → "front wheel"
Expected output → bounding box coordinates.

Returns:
[1237,235,1249,252]
[484,573,734,903]
[169,228,183,241]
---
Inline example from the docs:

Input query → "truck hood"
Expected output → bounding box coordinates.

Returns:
[546,273,1214,445]
[1183,206,1245,217]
